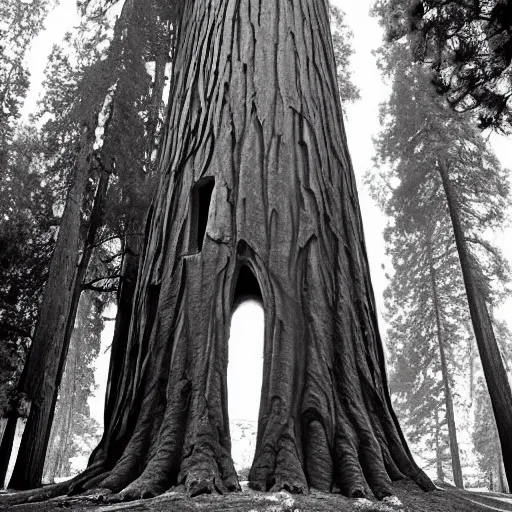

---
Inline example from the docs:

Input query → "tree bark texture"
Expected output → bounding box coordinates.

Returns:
[61,0,435,501]
[0,125,98,490]
[427,240,463,488]
[438,157,512,489]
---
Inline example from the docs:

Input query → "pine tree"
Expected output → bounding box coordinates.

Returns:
[0,0,54,419]
[371,44,511,487]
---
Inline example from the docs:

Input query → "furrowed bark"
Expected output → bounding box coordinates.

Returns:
[438,157,512,490]
[64,0,433,501]
[6,125,97,490]
[427,238,463,488]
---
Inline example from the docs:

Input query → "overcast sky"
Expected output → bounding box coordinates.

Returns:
[22,0,512,429]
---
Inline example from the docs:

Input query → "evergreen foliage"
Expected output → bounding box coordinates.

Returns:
[330,4,361,106]
[0,0,56,416]
[370,42,511,485]
[0,127,56,416]
[0,0,52,166]
[373,0,512,131]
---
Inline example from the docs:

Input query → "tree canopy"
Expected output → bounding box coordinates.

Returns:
[373,0,512,131]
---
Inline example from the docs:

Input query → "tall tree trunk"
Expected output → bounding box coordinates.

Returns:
[80,33,170,481]
[0,412,18,486]
[1,125,95,489]
[64,0,433,501]
[7,134,110,490]
[80,230,143,480]
[437,157,512,489]
[145,42,169,170]
[435,407,444,482]
[427,239,463,488]
[466,320,475,405]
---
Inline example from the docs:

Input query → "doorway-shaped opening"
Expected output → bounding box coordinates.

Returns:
[189,177,215,253]
[228,265,264,481]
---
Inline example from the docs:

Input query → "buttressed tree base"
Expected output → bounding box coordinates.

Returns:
[10,0,434,501]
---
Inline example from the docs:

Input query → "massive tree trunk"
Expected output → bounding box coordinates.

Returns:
[438,157,512,489]
[58,0,434,501]
[427,239,463,488]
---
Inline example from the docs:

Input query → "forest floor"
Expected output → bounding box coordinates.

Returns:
[2,480,512,512]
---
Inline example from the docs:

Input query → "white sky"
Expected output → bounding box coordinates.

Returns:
[22,0,512,438]
[22,1,80,119]
[228,302,264,422]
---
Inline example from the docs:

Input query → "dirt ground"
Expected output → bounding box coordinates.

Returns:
[2,480,512,512]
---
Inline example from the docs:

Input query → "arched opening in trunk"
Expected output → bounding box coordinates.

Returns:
[189,177,215,253]
[227,265,264,481]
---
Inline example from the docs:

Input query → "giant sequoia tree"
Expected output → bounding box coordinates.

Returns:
[58,0,434,500]
[7,0,434,502]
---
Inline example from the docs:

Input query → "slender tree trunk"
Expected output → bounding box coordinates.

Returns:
[3,125,95,489]
[64,0,434,501]
[427,238,464,488]
[437,157,512,489]
[466,320,476,405]
[435,408,444,482]
[145,43,169,169]
[80,230,143,479]
[0,419,6,447]
[7,133,110,489]
[0,412,18,486]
